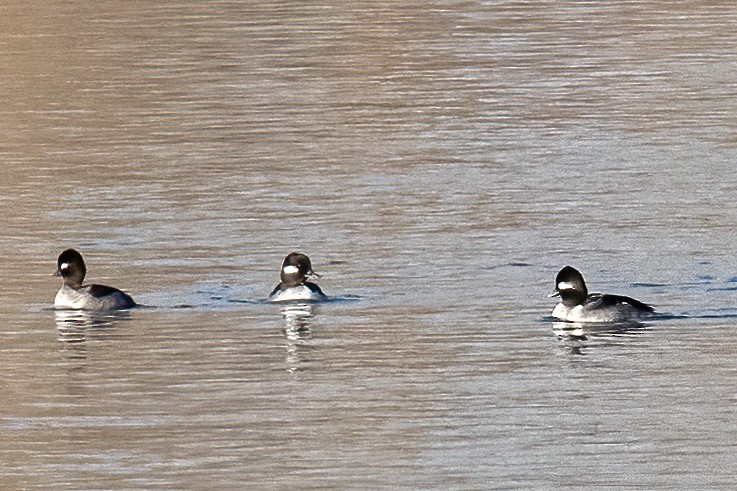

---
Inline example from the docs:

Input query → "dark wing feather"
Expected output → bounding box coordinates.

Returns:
[87,283,125,298]
[598,293,654,313]
[269,283,284,297]
[304,281,327,299]
[85,283,136,308]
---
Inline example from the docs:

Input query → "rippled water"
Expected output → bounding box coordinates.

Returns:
[3,1,737,488]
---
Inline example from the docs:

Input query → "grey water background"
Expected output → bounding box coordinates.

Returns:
[2,1,737,489]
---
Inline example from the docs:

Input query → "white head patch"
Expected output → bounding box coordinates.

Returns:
[558,281,576,291]
[283,265,300,275]
[60,263,70,271]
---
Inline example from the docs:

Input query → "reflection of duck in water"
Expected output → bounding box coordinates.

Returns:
[550,266,654,323]
[269,253,327,303]
[552,320,649,347]
[552,321,587,340]
[55,309,130,330]
[280,303,316,373]
[282,303,316,333]
[54,249,136,310]
[54,309,131,361]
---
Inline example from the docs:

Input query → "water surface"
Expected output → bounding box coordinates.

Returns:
[2,1,737,488]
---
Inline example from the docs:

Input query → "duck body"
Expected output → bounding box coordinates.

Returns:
[551,266,653,323]
[269,282,327,303]
[269,252,327,303]
[551,292,654,323]
[54,248,136,310]
[55,283,136,310]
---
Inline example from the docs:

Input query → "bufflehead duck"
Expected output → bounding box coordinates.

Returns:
[550,266,654,323]
[54,249,136,310]
[269,252,327,302]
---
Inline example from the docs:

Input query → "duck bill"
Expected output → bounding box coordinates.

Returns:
[548,290,560,298]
